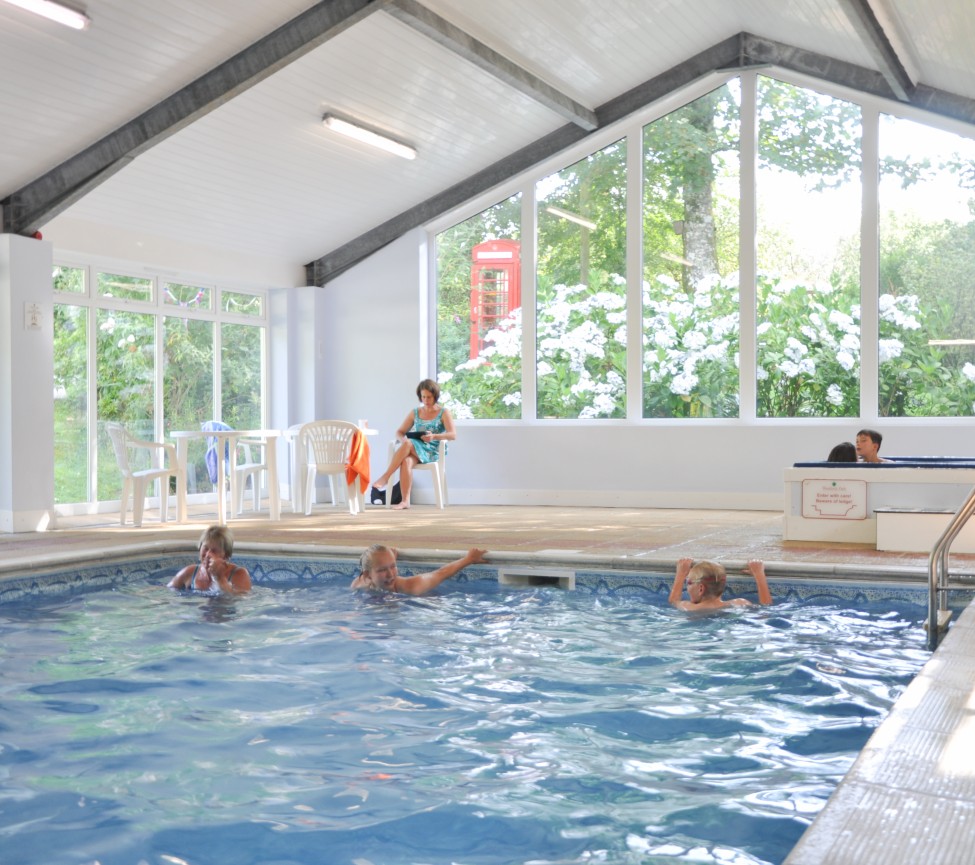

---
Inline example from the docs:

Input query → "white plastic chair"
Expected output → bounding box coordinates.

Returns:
[385,439,447,509]
[297,420,362,515]
[105,422,179,527]
[233,436,268,514]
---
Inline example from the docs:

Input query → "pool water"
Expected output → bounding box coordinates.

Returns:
[0,574,930,865]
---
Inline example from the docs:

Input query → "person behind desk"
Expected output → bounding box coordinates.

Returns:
[371,378,455,510]
[827,441,857,462]
[669,558,772,611]
[168,525,252,594]
[855,428,890,463]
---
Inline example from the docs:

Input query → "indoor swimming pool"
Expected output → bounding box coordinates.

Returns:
[0,556,947,865]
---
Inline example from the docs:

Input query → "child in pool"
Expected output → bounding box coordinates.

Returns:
[168,525,251,594]
[669,558,771,610]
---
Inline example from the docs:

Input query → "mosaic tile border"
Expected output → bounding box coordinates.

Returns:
[2,552,970,614]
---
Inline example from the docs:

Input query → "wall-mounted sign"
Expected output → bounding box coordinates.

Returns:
[801,478,867,519]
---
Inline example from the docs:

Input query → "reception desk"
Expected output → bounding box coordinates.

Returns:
[784,459,975,550]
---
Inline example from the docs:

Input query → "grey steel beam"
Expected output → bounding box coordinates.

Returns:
[305,35,740,285]
[837,0,915,101]
[384,0,598,131]
[1,0,383,236]
[306,28,975,286]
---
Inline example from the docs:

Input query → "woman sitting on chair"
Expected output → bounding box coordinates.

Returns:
[372,378,455,510]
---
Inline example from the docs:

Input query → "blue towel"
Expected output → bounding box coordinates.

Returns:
[201,420,233,485]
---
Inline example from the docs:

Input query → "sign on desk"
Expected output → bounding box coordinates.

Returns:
[801,478,867,519]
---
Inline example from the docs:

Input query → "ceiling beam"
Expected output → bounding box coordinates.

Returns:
[305,35,740,285]
[383,0,598,131]
[837,0,916,101]
[1,0,384,236]
[307,29,975,287]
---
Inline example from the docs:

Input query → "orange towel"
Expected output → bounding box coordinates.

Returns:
[345,429,371,492]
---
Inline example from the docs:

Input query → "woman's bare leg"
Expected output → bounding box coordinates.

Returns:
[392,456,416,509]
[374,441,415,489]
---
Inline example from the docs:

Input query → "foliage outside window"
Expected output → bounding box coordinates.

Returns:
[96,308,156,501]
[435,196,521,419]
[98,271,153,303]
[535,140,627,419]
[53,302,88,504]
[222,289,263,317]
[434,75,975,421]
[164,282,212,310]
[221,323,264,429]
[643,85,741,418]
[878,115,975,416]
[53,266,268,506]
[756,78,862,417]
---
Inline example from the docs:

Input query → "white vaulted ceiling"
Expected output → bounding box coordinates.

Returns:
[2,0,974,285]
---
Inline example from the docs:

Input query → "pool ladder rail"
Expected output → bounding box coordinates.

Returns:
[928,483,975,649]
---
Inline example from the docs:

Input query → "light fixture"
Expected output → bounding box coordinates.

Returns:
[544,206,597,231]
[322,113,416,160]
[1,0,90,29]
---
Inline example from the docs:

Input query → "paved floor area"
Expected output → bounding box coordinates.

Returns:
[5,502,973,577]
[4,501,975,865]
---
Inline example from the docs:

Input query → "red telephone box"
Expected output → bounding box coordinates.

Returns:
[469,239,521,359]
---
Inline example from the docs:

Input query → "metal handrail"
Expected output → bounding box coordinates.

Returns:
[927,484,975,650]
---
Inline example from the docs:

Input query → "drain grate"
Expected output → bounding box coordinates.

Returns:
[497,568,576,590]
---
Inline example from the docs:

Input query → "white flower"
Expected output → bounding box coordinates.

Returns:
[502,392,522,406]
[437,371,453,384]
[756,322,772,335]
[683,330,707,350]
[537,361,554,376]
[839,333,860,352]
[670,371,698,395]
[963,362,975,382]
[785,337,808,361]
[826,383,844,405]
[878,338,904,363]
[836,350,856,372]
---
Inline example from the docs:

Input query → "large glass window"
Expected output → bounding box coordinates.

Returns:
[642,85,741,418]
[432,74,975,426]
[53,265,267,507]
[755,77,862,418]
[536,140,627,419]
[435,195,522,419]
[878,115,975,416]
[222,321,264,429]
[53,303,88,505]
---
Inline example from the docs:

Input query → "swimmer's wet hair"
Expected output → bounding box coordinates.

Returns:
[360,543,395,572]
[687,560,726,599]
[199,525,234,557]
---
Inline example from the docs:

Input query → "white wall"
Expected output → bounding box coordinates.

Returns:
[311,235,975,510]
[0,234,55,531]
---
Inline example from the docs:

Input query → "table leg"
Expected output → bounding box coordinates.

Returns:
[267,437,280,521]
[176,438,189,523]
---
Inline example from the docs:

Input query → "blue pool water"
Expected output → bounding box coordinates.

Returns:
[0,560,937,865]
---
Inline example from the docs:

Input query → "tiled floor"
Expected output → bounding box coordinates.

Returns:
[3,501,975,864]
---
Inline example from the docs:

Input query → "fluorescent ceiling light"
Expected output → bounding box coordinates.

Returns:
[1,0,90,29]
[544,206,597,231]
[322,113,416,160]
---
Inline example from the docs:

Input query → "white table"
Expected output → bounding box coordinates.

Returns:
[170,429,281,524]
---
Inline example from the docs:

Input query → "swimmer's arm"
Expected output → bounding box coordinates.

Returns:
[212,559,251,594]
[746,560,772,605]
[167,565,193,590]
[668,557,694,606]
[396,547,488,596]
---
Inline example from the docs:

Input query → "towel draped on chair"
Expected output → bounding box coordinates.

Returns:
[345,429,371,493]
[202,420,233,485]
